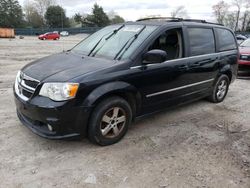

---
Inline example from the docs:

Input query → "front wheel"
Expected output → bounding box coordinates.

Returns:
[88,96,132,146]
[207,75,230,103]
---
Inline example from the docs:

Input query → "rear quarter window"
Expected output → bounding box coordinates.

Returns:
[215,28,237,51]
[187,28,215,56]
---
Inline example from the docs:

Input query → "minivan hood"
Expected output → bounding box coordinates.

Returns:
[22,52,115,82]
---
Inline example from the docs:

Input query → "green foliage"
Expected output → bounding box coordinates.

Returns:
[111,15,125,24]
[0,0,24,28]
[45,5,69,28]
[74,13,82,24]
[85,3,110,27]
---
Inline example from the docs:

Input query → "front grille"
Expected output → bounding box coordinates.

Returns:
[22,89,33,98]
[15,72,40,101]
[24,79,39,88]
[240,54,250,61]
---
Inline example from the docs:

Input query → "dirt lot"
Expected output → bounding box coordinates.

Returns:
[0,35,250,188]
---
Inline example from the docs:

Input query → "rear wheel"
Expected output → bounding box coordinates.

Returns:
[88,96,132,146]
[207,75,230,103]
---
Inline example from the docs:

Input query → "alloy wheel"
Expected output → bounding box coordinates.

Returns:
[216,80,227,100]
[100,107,126,138]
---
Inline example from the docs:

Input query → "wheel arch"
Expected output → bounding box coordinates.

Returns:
[219,64,233,82]
[83,81,142,118]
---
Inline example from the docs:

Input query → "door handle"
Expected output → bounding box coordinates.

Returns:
[189,62,201,68]
[190,58,217,68]
[178,64,188,70]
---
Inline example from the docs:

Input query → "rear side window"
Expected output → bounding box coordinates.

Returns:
[187,28,215,56]
[216,28,237,51]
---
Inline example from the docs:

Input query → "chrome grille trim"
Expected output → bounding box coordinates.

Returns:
[21,80,35,91]
[15,72,40,101]
[21,72,40,83]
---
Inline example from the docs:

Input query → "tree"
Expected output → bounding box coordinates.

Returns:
[224,12,237,30]
[0,0,24,28]
[212,1,229,25]
[34,0,55,17]
[74,13,82,24]
[45,5,69,28]
[171,6,188,18]
[68,16,78,28]
[85,3,110,27]
[212,0,250,31]
[23,0,44,28]
[232,0,244,31]
[111,15,125,24]
[74,13,83,27]
[107,11,125,24]
[241,1,250,31]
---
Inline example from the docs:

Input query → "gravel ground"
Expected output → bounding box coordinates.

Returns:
[0,35,250,188]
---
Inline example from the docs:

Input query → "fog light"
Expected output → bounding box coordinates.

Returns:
[47,124,53,131]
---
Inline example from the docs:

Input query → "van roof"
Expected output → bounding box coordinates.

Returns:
[131,17,226,29]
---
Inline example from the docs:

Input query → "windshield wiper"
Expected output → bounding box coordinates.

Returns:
[114,25,146,60]
[88,24,125,56]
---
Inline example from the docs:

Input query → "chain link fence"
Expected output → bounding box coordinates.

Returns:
[14,27,101,36]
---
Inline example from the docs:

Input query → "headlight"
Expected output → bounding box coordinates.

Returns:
[39,83,79,101]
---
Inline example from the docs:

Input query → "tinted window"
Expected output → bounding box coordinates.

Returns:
[149,29,183,60]
[216,28,237,51]
[188,28,215,56]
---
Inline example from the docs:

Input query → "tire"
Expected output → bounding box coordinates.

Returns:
[88,96,132,146]
[207,75,230,103]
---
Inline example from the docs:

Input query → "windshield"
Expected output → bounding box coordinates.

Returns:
[72,25,157,60]
[240,39,250,47]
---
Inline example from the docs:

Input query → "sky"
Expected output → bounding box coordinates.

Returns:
[18,0,234,22]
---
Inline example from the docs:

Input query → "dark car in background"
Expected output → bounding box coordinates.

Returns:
[14,18,238,145]
[38,32,60,40]
[238,38,250,70]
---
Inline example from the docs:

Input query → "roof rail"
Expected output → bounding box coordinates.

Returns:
[182,19,224,26]
[136,17,224,26]
[136,17,183,22]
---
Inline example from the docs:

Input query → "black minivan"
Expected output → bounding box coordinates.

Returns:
[14,18,238,145]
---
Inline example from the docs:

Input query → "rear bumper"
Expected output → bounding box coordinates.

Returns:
[14,92,92,140]
[238,60,250,65]
[238,64,250,72]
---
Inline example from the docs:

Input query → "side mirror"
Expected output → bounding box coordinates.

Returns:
[142,49,167,64]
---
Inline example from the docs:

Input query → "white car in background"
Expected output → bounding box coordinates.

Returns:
[60,31,69,36]
[236,34,247,45]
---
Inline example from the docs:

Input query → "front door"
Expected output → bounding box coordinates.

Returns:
[128,27,191,114]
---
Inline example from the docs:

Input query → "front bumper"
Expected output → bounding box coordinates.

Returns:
[14,92,92,140]
[17,111,80,139]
